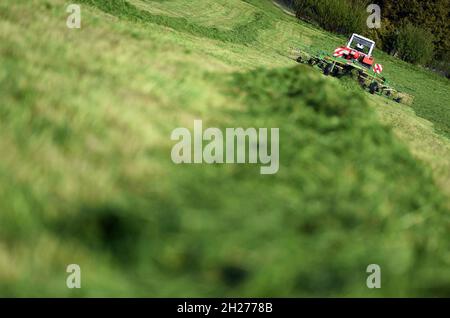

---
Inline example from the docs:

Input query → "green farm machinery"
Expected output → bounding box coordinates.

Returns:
[293,34,414,105]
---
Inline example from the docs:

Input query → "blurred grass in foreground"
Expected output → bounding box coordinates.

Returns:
[0,0,449,296]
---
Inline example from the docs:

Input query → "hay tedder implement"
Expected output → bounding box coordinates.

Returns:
[293,33,414,105]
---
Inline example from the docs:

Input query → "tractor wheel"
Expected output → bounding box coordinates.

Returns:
[369,82,379,94]
[324,64,333,76]
[308,58,316,66]
[358,77,366,88]
[332,67,342,77]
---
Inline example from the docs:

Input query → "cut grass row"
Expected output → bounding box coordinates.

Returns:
[129,0,259,30]
[79,0,273,45]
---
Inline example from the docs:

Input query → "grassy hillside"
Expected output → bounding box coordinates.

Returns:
[0,0,449,296]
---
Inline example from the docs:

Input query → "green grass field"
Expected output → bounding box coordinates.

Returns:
[0,0,449,296]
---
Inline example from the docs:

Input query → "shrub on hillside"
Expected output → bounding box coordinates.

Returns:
[294,0,368,35]
[429,51,450,78]
[394,23,435,65]
[369,18,397,55]
[374,0,449,65]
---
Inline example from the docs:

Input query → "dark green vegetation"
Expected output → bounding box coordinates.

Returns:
[293,0,368,35]
[394,23,435,66]
[0,0,449,296]
[373,0,449,71]
[374,0,449,61]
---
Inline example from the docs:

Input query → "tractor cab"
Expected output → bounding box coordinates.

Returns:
[347,34,375,56]
[343,33,376,67]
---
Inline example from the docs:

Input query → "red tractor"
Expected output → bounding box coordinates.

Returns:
[333,33,376,69]
[294,33,414,105]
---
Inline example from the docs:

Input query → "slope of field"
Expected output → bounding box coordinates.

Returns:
[128,0,259,30]
[0,0,449,296]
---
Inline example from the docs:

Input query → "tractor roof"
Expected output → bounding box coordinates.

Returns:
[351,33,375,44]
[347,33,376,57]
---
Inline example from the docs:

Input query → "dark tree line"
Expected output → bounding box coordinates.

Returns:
[373,0,449,60]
